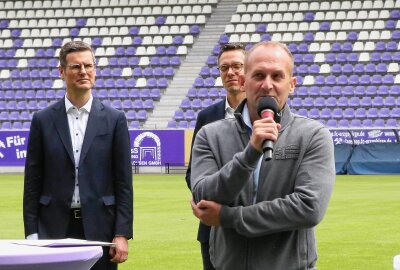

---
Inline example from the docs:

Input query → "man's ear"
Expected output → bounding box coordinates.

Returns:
[238,74,245,90]
[59,66,65,81]
[289,76,297,94]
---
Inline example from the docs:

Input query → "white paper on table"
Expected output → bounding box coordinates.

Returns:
[10,238,116,248]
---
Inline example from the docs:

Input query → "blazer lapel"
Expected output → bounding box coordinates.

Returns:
[79,98,105,166]
[51,100,75,164]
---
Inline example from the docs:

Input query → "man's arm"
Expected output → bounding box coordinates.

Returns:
[112,112,133,239]
[23,113,43,237]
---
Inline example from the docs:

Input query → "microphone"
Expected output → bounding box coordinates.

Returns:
[257,96,280,161]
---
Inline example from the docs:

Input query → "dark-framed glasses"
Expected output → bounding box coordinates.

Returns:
[65,63,96,72]
[218,63,243,73]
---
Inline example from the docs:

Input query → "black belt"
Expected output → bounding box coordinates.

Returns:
[71,208,81,219]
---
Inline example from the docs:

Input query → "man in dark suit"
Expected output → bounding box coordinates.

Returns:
[185,43,246,270]
[23,41,133,270]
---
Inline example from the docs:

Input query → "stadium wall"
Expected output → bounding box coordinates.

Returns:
[0,129,399,174]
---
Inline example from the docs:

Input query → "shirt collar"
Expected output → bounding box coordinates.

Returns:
[224,96,235,114]
[65,95,93,113]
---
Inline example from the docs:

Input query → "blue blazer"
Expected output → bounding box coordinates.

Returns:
[186,99,226,243]
[24,98,133,242]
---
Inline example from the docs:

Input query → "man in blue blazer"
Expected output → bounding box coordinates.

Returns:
[23,41,133,270]
[185,43,246,270]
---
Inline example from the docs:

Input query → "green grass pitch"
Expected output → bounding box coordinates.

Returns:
[0,174,399,269]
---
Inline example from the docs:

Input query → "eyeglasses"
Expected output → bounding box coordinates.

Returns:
[218,63,243,73]
[65,63,96,72]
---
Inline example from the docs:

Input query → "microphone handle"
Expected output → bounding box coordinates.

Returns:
[262,140,274,161]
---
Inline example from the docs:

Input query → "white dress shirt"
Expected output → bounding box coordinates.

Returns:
[65,95,93,209]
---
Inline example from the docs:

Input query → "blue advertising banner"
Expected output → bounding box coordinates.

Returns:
[0,130,185,167]
[0,131,29,166]
[129,130,185,166]
[330,129,399,145]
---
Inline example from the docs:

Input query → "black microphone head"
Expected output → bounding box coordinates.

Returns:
[257,96,281,123]
[257,96,278,115]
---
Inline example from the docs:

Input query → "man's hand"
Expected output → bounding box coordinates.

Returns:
[250,117,281,152]
[191,200,222,226]
[109,236,129,264]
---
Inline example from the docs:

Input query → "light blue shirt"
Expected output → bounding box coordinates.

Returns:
[242,103,263,204]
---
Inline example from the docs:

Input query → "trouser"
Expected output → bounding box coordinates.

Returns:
[201,242,216,270]
[67,208,117,270]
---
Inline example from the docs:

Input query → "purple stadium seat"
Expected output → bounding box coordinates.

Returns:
[367,107,379,118]
[303,32,314,42]
[375,41,386,51]
[386,41,397,51]
[167,120,178,129]
[129,121,140,129]
[353,63,364,73]
[355,108,367,118]
[180,98,191,109]
[359,74,371,84]
[347,31,358,41]
[290,97,302,108]
[174,109,184,120]
[287,43,297,53]
[136,110,147,121]
[97,89,108,98]
[191,99,202,110]
[185,109,196,120]
[392,30,400,40]
[308,108,320,119]
[391,107,400,118]
[190,25,200,35]
[347,52,359,62]
[92,37,102,46]
[365,63,376,73]
[256,23,266,32]
[379,108,391,118]
[349,96,361,107]
[7,101,17,110]
[326,119,337,128]
[143,99,154,110]
[1,122,12,130]
[150,56,160,66]
[386,118,397,127]
[349,119,362,128]
[129,89,140,98]
[219,34,229,44]
[126,110,136,120]
[364,85,377,96]
[260,33,271,41]
[338,119,350,128]
[362,119,372,127]
[342,63,353,74]
[19,111,30,120]
[302,97,314,107]
[384,96,395,107]
[343,108,355,119]
[122,100,133,110]
[202,98,213,108]
[206,55,217,65]
[193,77,204,87]
[133,100,143,109]
[320,22,330,31]
[70,28,80,37]
[332,108,343,119]
[390,10,400,19]
[336,75,347,85]
[360,96,372,107]
[111,100,122,109]
[304,12,314,21]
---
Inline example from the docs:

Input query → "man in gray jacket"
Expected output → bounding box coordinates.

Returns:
[190,41,335,270]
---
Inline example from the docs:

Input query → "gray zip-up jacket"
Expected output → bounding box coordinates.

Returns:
[191,101,335,270]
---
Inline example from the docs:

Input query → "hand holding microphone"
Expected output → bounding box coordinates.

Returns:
[256,97,281,161]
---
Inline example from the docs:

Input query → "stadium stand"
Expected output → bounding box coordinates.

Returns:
[0,0,399,130]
